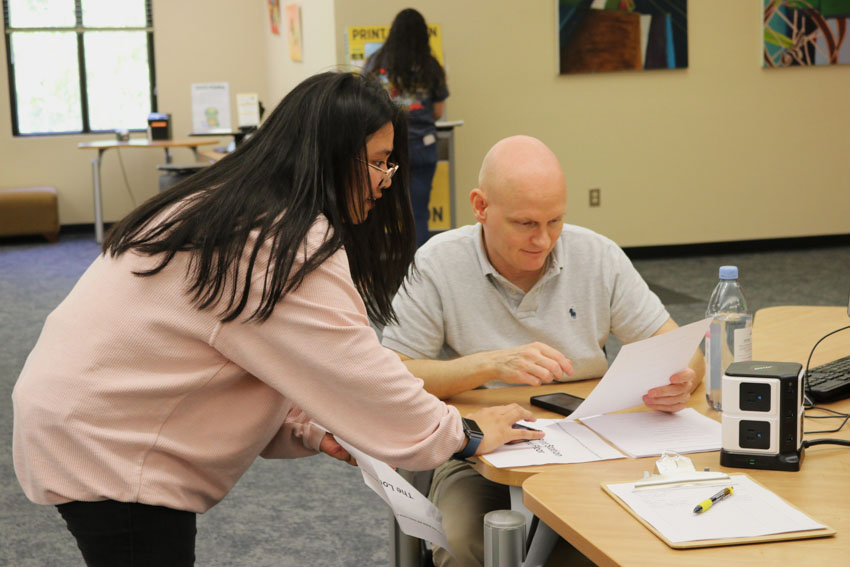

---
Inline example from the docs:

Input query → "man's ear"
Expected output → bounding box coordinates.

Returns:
[470,188,487,222]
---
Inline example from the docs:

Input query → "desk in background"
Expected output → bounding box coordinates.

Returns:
[515,306,850,566]
[78,138,219,243]
[189,130,252,164]
[189,129,252,148]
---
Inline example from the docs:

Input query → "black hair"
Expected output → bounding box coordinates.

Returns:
[103,71,415,326]
[366,8,446,97]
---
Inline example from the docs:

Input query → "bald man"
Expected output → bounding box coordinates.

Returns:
[381,136,703,567]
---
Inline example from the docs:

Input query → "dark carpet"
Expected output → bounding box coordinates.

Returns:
[2,229,848,565]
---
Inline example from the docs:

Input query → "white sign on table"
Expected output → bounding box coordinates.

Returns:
[191,82,231,133]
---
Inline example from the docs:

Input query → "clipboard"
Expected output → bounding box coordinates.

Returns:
[602,473,836,549]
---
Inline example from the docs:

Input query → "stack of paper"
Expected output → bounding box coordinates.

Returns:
[483,420,625,468]
[581,408,721,458]
[485,319,720,467]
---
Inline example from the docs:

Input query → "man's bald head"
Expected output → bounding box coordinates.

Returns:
[469,136,568,290]
[477,135,566,206]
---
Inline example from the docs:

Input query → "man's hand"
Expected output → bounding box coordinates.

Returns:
[396,342,573,400]
[466,404,545,455]
[642,367,699,412]
[474,342,573,387]
[319,432,357,466]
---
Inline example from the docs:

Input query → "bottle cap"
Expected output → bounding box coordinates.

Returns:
[719,265,738,280]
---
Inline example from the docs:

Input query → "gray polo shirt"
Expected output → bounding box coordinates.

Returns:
[381,223,669,385]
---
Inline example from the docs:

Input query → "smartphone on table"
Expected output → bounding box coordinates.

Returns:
[529,392,584,417]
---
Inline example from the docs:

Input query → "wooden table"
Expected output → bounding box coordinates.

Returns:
[512,306,850,566]
[78,138,219,243]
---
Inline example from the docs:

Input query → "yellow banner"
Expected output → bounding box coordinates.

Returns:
[428,160,451,231]
[346,24,444,69]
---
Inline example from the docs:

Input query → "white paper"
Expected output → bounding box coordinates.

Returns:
[334,437,451,553]
[566,318,712,421]
[236,92,260,128]
[580,408,721,458]
[191,82,232,133]
[515,418,561,431]
[483,420,625,468]
[606,475,827,543]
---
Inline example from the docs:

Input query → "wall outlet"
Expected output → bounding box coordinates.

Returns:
[589,188,601,207]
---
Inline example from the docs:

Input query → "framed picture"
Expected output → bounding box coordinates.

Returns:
[764,0,850,67]
[558,0,688,74]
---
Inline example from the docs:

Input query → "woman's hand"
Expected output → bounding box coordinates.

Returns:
[466,404,545,456]
[319,432,357,466]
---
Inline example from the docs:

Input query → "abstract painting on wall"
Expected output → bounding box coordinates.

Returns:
[558,0,688,74]
[286,3,303,62]
[268,0,280,35]
[764,0,850,67]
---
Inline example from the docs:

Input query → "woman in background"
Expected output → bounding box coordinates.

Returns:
[365,8,449,247]
[12,71,539,567]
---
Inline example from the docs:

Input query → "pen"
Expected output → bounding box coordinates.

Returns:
[692,486,733,514]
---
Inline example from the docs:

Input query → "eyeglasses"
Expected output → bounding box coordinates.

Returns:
[361,160,399,188]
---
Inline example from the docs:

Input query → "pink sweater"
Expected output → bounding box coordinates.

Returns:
[12,219,464,513]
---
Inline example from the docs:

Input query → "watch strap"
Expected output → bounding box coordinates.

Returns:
[451,418,483,460]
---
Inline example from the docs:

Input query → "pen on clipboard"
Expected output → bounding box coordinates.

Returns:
[692,486,733,514]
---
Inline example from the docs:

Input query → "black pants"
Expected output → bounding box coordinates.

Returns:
[57,500,196,567]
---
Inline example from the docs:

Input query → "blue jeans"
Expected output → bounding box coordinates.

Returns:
[57,500,196,566]
[408,137,439,248]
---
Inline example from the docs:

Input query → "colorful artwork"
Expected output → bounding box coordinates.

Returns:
[268,0,280,35]
[286,3,303,62]
[764,0,850,67]
[558,0,688,74]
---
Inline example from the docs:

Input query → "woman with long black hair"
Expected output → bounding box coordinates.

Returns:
[12,71,540,566]
[365,8,449,247]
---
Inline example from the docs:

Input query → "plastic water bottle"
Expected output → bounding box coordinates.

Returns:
[705,266,752,410]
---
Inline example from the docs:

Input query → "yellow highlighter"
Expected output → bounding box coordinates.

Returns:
[693,486,733,514]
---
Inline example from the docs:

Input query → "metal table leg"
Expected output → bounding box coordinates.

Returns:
[91,149,105,243]
[522,521,559,567]
[508,485,557,567]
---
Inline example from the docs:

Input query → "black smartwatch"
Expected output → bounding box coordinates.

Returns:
[451,418,484,460]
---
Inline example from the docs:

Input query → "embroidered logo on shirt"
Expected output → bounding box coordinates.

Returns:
[569,307,577,319]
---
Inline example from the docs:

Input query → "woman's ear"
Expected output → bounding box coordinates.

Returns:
[469,188,488,222]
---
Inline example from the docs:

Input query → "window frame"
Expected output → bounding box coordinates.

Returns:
[2,0,157,137]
